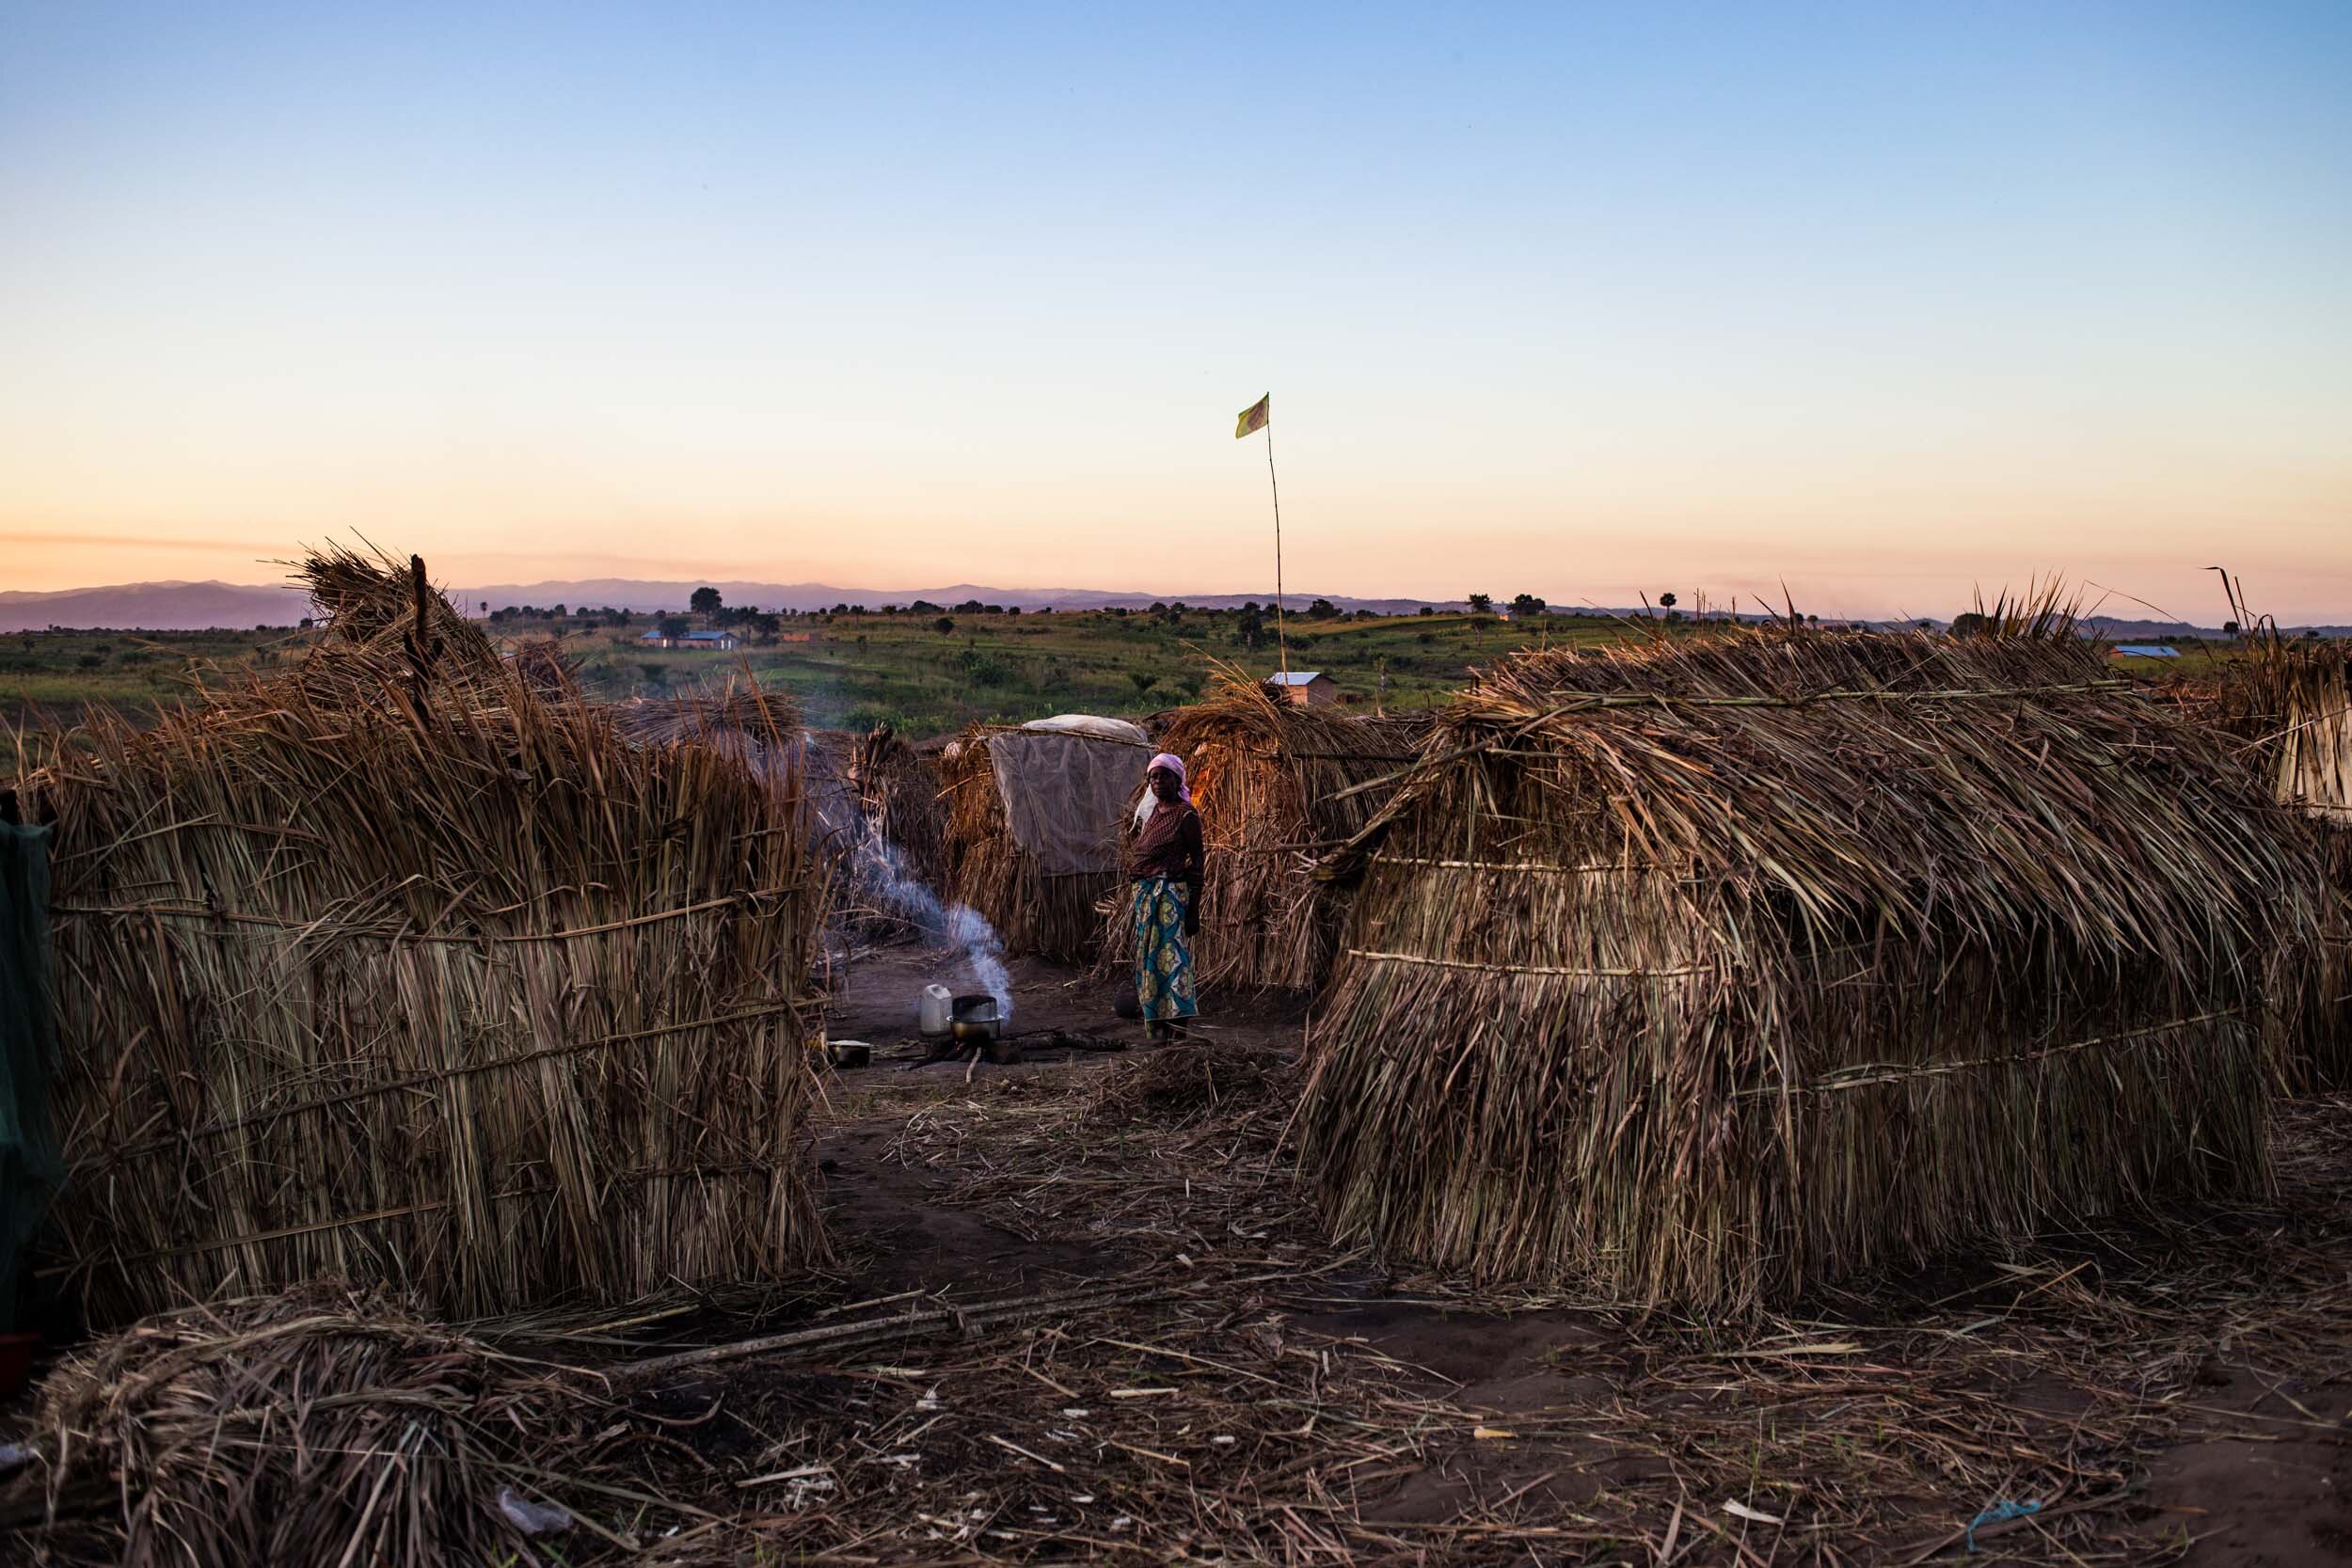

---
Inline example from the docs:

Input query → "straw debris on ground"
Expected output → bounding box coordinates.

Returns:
[1085,1042,1295,1129]
[13,1287,608,1568]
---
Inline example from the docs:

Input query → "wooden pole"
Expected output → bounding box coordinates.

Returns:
[1265,411,1288,678]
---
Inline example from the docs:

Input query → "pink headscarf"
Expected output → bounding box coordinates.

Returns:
[1136,752,1192,828]
[1146,752,1192,804]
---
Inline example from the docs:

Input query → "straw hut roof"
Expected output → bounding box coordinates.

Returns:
[1303,621,2327,1311]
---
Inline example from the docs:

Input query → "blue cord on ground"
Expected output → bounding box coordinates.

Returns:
[1966,1497,2042,1551]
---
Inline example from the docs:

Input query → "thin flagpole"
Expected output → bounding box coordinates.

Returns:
[1264,409,1287,677]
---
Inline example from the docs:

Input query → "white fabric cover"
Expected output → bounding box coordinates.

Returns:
[986,716,1150,876]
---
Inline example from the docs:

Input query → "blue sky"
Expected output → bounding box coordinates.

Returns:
[4,1,2348,618]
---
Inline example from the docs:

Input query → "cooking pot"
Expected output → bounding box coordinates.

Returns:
[949,993,1002,1043]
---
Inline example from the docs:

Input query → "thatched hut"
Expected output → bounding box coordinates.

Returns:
[2214,639,2352,1086]
[1299,625,2326,1313]
[1097,677,1425,993]
[15,577,830,1323]
[942,715,1150,962]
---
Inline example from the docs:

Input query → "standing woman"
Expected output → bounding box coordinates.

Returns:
[1129,751,1204,1041]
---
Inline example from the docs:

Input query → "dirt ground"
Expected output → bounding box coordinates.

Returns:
[597,937,2351,1566]
[8,937,2348,1566]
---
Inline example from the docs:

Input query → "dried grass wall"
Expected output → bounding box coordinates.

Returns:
[22,655,829,1323]
[1301,626,2327,1313]
[2215,641,2352,1086]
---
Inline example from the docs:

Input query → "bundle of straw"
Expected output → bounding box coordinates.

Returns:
[940,722,1127,963]
[846,722,950,897]
[283,545,521,705]
[1300,614,2326,1313]
[19,645,828,1323]
[1096,674,1425,993]
[27,1287,598,1568]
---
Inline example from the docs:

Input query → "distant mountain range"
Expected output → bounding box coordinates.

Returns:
[7,578,2348,638]
[0,578,1451,631]
[451,578,1452,617]
[0,580,310,632]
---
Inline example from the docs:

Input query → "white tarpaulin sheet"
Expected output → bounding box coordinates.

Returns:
[987,715,1150,877]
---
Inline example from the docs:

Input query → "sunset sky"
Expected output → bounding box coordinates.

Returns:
[4,2,2348,621]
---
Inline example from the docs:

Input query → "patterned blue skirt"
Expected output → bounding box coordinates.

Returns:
[1133,877,1199,1022]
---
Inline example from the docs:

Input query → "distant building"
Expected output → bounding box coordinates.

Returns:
[2110,644,2181,659]
[640,628,739,651]
[1266,671,1340,707]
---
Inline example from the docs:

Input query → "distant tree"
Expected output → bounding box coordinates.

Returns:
[1128,672,1159,698]
[1307,597,1339,620]
[910,600,941,614]
[1233,607,1267,650]
[746,611,783,643]
[1466,593,1493,615]
[1418,605,1435,616]
[1949,611,1992,638]
[1658,592,1677,611]
[933,616,956,634]
[658,615,689,639]
[2223,620,2241,637]
[691,587,723,619]
[881,604,900,615]
[478,601,489,618]
[1511,593,1547,618]
[550,604,567,619]
[1805,613,1818,625]
[1149,601,1168,615]
[956,599,984,614]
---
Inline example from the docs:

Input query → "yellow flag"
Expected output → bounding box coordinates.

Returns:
[1235,393,1269,438]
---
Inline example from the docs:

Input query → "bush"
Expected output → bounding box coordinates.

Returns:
[958,647,1012,688]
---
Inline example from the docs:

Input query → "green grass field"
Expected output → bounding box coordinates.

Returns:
[573,608,1647,735]
[0,628,308,731]
[0,609,1648,737]
[2,608,2238,740]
